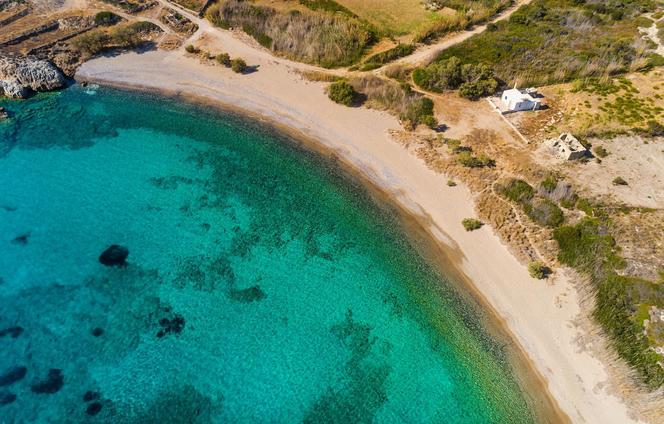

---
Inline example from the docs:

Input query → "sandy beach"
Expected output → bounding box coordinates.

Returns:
[74,21,646,423]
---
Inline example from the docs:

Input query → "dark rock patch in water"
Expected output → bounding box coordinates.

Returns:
[83,390,100,402]
[99,245,129,267]
[30,369,64,394]
[156,314,185,338]
[10,233,29,245]
[0,366,27,387]
[0,326,23,338]
[91,327,104,337]
[229,285,266,303]
[0,391,17,406]
[86,401,103,416]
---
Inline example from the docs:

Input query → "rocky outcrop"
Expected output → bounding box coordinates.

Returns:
[0,54,65,99]
[99,245,129,267]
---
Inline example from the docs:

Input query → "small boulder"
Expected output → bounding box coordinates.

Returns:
[0,391,16,406]
[98,245,129,267]
[0,107,8,120]
[91,327,104,337]
[11,233,29,245]
[0,366,27,387]
[30,369,64,394]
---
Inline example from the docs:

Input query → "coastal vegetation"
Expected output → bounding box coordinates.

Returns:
[430,0,661,87]
[327,80,357,106]
[554,217,664,389]
[71,21,160,56]
[413,56,498,100]
[499,179,564,228]
[94,11,122,26]
[528,261,549,279]
[462,218,483,231]
[358,43,414,71]
[347,76,437,128]
[206,0,374,67]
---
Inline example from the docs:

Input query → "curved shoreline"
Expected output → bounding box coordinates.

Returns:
[75,47,640,424]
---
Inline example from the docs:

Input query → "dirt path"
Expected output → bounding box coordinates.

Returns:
[383,0,534,69]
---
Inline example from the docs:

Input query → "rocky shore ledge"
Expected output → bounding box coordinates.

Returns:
[0,54,66,99]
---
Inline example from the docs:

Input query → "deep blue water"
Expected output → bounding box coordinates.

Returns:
[0,86,537,423]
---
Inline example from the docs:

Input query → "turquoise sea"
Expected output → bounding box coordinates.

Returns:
[0,86,537,423]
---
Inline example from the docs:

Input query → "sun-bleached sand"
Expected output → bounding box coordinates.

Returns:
[75,19,647,423]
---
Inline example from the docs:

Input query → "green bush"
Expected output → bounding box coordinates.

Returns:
[501,179,534,203]
[94,11,121,26]
[129,21,161,33]
[462,218,483,231]
[327,81,356,106]
[524,198,564,228]
[457,151,495,168]
[72,30,111,55]
[400,97,436,128]
[231,58,247,73]
[413,56,497,99]
[185,44,198,53]
[447,179,457,187]
[216,53,231,66]
[528,261,549,279]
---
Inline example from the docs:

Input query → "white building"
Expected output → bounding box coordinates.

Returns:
[501,87,541,112]
[544,133,588,160]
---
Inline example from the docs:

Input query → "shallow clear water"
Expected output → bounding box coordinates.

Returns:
[0,86,536,423]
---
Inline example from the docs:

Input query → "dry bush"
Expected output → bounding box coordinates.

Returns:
[209,0,372,67]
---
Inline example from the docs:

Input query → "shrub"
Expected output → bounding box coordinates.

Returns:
[94,11,121,26]
[216,53,231,66]
[185,44,198,53]
[646,120,664,137]
[129,21,161,33]
[593,145,609,158]
[447,179,457,187]
[462,218,483,231]
[528,261,549,279]
[612,176,628,186]
[413,56,497,99]
[111,26,140,48]
[501,179,534,203]
[457,151,495,168]
[400,97,436,128]
[327,81,356,106]
[71,30,111,55]
[524,198,564,228]
[231,58,247,73]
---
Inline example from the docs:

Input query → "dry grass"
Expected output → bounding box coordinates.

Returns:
[336,0,440,35]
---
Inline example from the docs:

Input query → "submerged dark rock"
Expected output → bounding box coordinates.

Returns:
[0,326,23,338]
[0,366,27,387]
[98,245,129,267]
[86,401,103,416]
[0,391,16,406]
[156,313,185,338]
[83,390,100,402]
[10,233,29,245]
[91,327,104,337]
[30,369,64,394]
[229,285,266,303]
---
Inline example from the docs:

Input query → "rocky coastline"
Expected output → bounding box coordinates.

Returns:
[0,54,66,99]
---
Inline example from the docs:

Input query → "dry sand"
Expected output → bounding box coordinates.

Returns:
[75,23,646,424]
